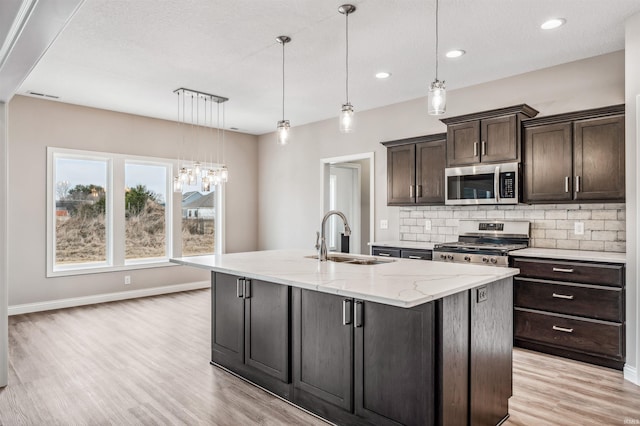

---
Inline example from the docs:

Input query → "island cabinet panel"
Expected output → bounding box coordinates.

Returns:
[354,300,435,426]
[212,272,292,398]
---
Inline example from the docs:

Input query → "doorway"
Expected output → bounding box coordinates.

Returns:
[320,153,374,255]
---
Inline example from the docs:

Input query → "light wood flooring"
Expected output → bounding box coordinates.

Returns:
[1,288,639,425]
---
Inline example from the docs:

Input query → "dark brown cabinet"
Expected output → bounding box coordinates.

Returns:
[292,288,435,426]
[512,257,625,369]
[523,105,625,203]
[382,133,446,206]
[371,245,432,261]
[442,104,538,167]
[212,272,291,397]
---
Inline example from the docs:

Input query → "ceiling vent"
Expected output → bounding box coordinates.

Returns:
[26,90,59,99]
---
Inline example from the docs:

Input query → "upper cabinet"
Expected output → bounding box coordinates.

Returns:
[442,104,539,167]
[382,133,446,206]
[523,105,625,203]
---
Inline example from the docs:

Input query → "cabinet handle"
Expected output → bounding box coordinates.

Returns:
[409,185,414,198]
[408,255,422,259]
[552,267,574,273]
[342,299,353,326]
[473,141,479,157]
[354,301,364,328]
[552,325,574,333]
[417,185,422,198]
[236,278,244,298]
[575,175,581,193]
[552,293,574,300]
[243,279,251,299]
[481,140,487,156]
[377,252,391,257]
[565,176,570,193]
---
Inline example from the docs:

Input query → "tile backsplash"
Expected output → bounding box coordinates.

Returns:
[399,203,626,253]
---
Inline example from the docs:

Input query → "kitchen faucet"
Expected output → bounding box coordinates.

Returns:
[316,210,352,261]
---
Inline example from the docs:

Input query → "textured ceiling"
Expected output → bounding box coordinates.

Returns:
[16,0,640,135]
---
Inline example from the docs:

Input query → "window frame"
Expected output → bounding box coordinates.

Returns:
[47,147,224,277]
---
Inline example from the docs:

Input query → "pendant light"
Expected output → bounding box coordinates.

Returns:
[339,4,356,133]
[428,0,446,115]
[276,35,291,145]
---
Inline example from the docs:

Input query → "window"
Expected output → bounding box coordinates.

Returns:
[47,148,224,276]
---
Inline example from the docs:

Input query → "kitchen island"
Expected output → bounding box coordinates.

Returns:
[171,249,519,426]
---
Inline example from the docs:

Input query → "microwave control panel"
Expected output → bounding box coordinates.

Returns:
[500,172,516,198]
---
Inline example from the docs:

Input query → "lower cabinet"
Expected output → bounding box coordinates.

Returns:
[371,245,433,261]
[211,272,291,398]
[292,288,435,426]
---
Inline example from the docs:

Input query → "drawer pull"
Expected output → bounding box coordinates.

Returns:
[377,253,391,257]
[552,293,574,300]
[552,325,574,333]
[408,255,422,260]
[552,267,574,273]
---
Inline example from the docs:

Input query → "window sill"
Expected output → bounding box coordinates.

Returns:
[47,261,178,278]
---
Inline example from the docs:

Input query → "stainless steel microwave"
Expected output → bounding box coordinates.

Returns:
[445,162,519,205]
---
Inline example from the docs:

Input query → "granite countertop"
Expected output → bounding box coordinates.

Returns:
[509,247,626,264]
[368,241,440,250]
[171,249,519,308]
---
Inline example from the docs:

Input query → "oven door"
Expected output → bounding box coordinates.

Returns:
[445,162,518,205]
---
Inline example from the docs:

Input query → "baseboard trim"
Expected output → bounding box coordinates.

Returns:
[8,281,211,315]
[624,364,639,385]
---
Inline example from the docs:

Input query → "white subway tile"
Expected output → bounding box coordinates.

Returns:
[555,220,574,230]
[486,210,506,219]
[445,218,459,227]
[410,211,423,218]
[545,210,567,220]
[579,240,604,251]
[567,210,592,220]
[604,221,625,231]
[469,211,487,219]
[505,210,525,219]
[584,220,605,231]
[592,210,618,220]
[604,203,625,210]
[437,210,453,219]
[402,233,417,241]
[523,210,545,219]
[532,239,557,248]
[453,210,471,219]
[532,220,556,229]
[604,241,626,252]
[618,231,627,241]
[591,231,618,241]
[545,229,568,240]
[400,226,411,233]
[557,240,580,250]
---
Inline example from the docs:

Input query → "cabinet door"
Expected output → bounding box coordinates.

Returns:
[523,123,573,202]
[354,300,435,426]
[244,279,290,382]
[574,115,625,201]
[416,139,445,204]
[387,144,416,205]
[292,289,353,412]
[481,115,517,163]
[447,121,480,166]
[212,273,245,365]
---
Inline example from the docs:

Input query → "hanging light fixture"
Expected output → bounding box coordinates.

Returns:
[276,35,291,145]
[428,0,446,115]
[339,4,356,133]
[173,88,229,193]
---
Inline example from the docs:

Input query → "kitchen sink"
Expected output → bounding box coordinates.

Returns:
[306,254,395,265]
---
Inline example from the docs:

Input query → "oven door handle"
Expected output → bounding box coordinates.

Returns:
[494,166,500,203]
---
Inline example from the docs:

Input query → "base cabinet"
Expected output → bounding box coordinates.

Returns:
[212,272,291,398]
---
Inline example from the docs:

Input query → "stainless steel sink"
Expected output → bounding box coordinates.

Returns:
[306,254,395,265]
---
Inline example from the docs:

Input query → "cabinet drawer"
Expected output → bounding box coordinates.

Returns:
[401,249,432,261]
[515,309,623,360]
[371,247,401,258]
[512,258,623,287]
[514,278,623,322]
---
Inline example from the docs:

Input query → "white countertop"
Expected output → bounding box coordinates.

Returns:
[368,241,439,250]
[509,248,626,264]
[171,249,518,308]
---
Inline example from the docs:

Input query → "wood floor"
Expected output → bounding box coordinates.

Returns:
[1,289,639,425]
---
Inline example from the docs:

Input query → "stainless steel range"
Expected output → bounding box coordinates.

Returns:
[433,220,530,267]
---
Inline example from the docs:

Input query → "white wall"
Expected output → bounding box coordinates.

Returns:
[0,102,8,387]
[625,12,640,385]
[7,96,259,306]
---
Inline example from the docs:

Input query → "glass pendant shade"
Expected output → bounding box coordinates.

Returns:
[428,79,446,115]
[173,176,183,192]
[276,120,290,145]
[193,161,201,177]
[219,165,229,183]
[339,103,355,133]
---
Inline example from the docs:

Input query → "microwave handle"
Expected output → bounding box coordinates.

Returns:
[494,166,500,203]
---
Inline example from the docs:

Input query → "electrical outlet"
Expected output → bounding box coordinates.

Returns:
[424,220,432,231]
[574,222,585,235]
[477,286,488,303]
[380,219,388,230]
[124,275,131,285]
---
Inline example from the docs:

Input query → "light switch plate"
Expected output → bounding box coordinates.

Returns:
[574,222,584,235]
[380,219,388,230]
[424,220,432,231]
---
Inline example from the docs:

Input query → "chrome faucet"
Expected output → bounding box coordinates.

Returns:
[316,210,352,261]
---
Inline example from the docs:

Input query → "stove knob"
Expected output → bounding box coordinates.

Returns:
[446,254,454,261]
[439,254,447,260]
[464,255,471,262]
[482,256,489,263]
[490,257,498,264]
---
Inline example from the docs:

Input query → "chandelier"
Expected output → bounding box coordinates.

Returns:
[173,88,229,192]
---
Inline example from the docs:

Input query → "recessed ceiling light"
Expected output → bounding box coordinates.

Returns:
[375,71,391,79]
[445,50,465,58]
[541,18,566,30]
